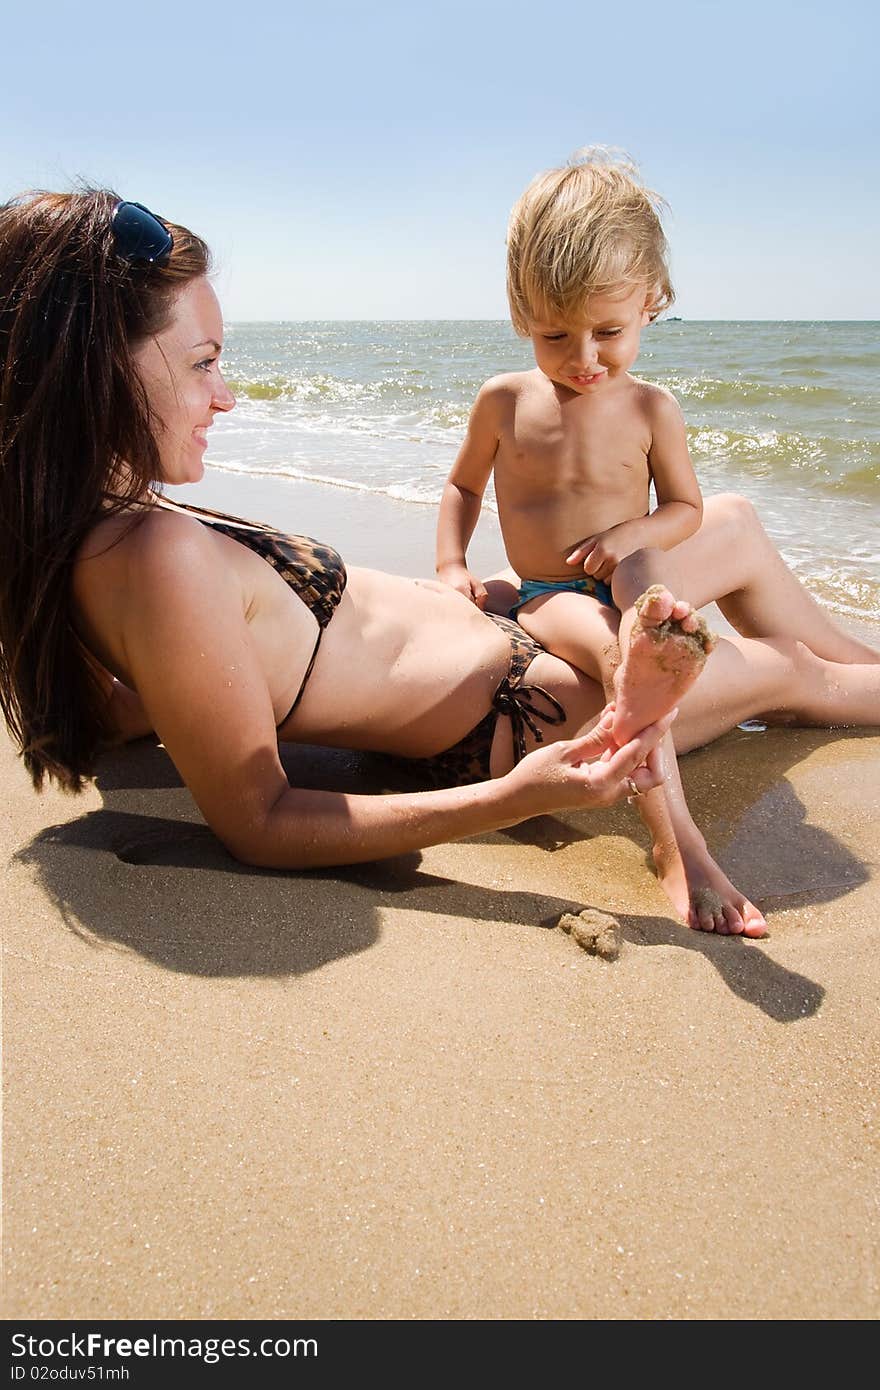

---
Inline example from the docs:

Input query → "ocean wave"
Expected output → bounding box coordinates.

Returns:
[221,403,879,499]
[207,457,398,495]
[205,458,493,510]
[660,374,858,407]
[229,395,465,449]
[423,401,470,430]
[775,352,880,371]
[797,572,880,621]
[688,426,880,494]
[227,372,432,404]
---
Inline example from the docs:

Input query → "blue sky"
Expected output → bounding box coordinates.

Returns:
[2,0,877,319]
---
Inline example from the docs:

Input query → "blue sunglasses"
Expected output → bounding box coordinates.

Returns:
[111,201,173,266]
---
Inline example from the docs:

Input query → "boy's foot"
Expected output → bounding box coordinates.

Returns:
[612,586,716,745]
[652,838,769,937]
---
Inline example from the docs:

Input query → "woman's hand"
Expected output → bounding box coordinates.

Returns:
[101,678,154,744]
[503,705,675,818]
[82,648,153,745]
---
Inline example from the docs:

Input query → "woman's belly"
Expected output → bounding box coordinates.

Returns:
[275,567,513,757]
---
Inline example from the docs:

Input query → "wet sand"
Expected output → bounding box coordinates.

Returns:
[3,470,879,1320]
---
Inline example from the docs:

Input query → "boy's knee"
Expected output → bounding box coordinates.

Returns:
[611,547,664,604]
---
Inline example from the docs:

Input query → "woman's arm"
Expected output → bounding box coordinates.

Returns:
[232,717,670,870]
[120,520,670,870]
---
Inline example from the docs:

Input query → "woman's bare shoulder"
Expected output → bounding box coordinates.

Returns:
[72,505,241,668]
[77,505,221,585]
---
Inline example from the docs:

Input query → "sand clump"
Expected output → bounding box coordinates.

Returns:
[557,908,622,959]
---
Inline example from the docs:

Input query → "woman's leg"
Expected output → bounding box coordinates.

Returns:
[611,493,879,665]
[672,631,880,752]
[536,625,879,759]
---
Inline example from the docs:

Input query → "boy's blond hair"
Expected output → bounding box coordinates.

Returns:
[506,146,674,335]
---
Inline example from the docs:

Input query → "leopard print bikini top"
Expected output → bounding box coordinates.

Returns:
[168,500,347,725]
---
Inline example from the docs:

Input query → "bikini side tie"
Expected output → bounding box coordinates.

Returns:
[492,678,567,763]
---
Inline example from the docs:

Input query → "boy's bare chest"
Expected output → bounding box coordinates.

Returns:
[498,394,651,494]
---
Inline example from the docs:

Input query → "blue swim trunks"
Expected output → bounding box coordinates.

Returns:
[510,574,618,617]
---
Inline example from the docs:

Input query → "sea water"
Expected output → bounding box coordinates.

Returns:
[207,320,879,619]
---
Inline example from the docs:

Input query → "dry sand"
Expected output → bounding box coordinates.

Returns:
[3,472,879,1320]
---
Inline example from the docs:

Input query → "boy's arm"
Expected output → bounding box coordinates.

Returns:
[567,390,702,581]
[643,388,703,542]
[436,381,503,605]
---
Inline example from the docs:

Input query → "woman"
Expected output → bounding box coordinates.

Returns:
[1,192,877,936]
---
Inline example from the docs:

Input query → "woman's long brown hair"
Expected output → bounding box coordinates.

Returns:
[0,188,210,790]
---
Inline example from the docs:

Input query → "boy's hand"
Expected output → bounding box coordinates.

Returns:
[565,522,646,583]
[436,562,489,608]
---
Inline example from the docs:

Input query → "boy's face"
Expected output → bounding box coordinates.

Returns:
[526,283,652,395]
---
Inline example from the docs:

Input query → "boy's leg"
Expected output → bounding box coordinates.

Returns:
[483,572,522,619]
[516,588,768,934]
[514,589,620,686]
[640,732,768,936]
[594,594,766,934]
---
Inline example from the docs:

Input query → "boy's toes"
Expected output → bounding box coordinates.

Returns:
[636,585,676,626]
[741,901,769,938]
[691,886,726,933]
[689,895,767,939]
[691,903,716,932]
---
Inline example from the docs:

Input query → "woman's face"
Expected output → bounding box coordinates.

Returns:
[133,276,235,485]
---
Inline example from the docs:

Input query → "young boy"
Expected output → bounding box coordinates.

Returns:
[435,148,767,936]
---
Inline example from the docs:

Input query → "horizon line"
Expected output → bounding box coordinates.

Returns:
[224,316,880,326]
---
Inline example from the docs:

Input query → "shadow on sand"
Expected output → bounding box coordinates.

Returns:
[15,726,874,1021]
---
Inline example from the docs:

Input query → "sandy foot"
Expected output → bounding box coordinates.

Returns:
[652,841,769,937]
[613,585,716,745]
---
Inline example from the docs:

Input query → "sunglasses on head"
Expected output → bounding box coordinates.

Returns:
[110,201,173,266]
